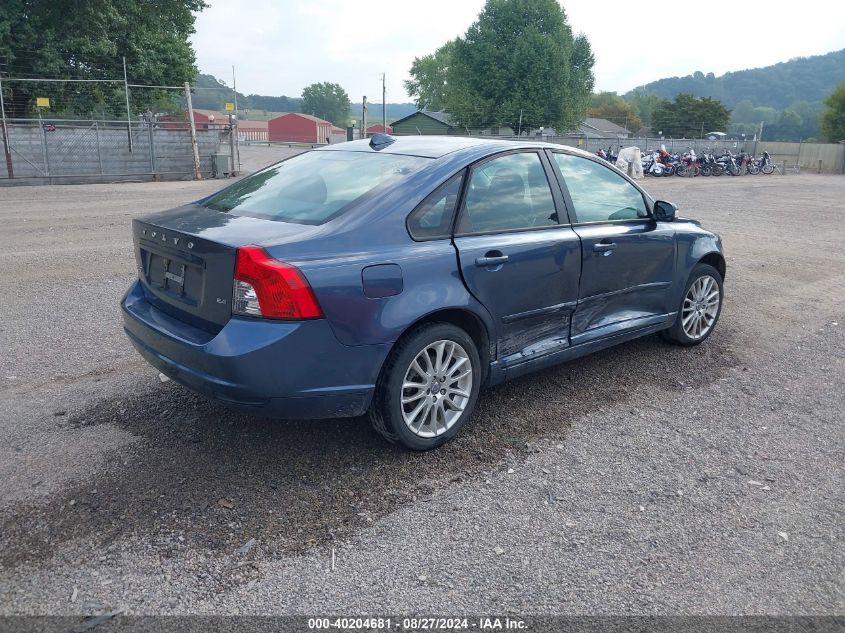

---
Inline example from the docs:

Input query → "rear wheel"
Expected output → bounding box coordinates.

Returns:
[700,165,712,177]
[662,263,723,346]
[675,164,688,177]
[711,164,724,176]
[369,323,481,450]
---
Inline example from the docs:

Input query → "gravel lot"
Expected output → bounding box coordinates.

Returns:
[0,156,842,617]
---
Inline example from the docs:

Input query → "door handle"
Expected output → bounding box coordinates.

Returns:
[593,242,617,253]
[475,253,509,267]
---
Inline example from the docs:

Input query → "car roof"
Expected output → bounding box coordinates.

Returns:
[317,135,586,159]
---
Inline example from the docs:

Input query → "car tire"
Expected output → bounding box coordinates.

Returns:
[661,263,724,346]
[369,322,482,451]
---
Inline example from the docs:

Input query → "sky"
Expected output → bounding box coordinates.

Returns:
[191,1,845,103]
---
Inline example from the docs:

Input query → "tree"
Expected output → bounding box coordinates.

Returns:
[820,82,845,142]
[411,0,594,133]
[776,109,803,139]
[588,92,641,132]
[191,73,247,112]
[625,89,662,127]
[404,41,455,111]
[300,82,351,127]
[651,94,730,137]
[730,100,756,125]
[0,0,206,118]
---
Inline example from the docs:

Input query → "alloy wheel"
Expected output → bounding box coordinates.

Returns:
[682,275,721,340]
[401,340,473,438]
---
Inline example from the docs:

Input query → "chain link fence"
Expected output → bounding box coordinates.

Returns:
[0,116,237,184]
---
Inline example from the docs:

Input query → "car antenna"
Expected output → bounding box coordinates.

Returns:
[369,133,395,150]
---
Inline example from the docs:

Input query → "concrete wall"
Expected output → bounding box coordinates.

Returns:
[757,141,844,174]
[0,123,226,185]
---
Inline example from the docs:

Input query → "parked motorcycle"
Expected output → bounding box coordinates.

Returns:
[676,149,700,177]
[717,150,742,176]
[756,151,775,175]
[643,151,675,176]
[698,151,724,177]
[736,152,759,175]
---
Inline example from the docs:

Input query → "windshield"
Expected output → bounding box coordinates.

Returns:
[202,150,430,224]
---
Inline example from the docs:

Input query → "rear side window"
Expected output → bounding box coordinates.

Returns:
[202,151,430,225]
[457,152,557,234]
[407,172,464,240]
[553,153,648,223]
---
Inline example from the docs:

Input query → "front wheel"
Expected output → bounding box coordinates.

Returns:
[675,164,688,177]
[700,165,712,177]
[369,323,481,450]
[661,263,724,346]
[761,164,774,175]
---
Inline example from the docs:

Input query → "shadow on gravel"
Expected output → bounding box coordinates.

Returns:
[0,330,740,569]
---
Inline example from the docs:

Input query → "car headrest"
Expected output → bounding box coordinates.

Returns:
[489,169,525,200]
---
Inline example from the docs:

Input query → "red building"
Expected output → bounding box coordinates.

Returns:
[268,113,334,144]
[236,120,268,141]
[366,123,393,135]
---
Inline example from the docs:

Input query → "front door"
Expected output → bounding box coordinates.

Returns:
[453,151,581,364]
[549,151,676,346]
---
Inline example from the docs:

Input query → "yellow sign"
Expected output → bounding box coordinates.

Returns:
[224,102,235,111]
[36,97,50,108]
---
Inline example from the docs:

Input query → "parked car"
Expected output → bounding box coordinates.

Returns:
[122,135,725,450]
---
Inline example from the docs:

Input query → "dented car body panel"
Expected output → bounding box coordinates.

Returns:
[122,136,724,418]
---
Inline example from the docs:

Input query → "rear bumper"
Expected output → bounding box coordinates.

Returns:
[121,280,390,419]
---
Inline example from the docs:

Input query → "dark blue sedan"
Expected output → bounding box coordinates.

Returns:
[122,135,725,450]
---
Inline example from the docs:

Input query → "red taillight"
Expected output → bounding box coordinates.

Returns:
[232,246,323,319]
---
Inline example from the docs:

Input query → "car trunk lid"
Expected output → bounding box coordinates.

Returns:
[133,217,236,330]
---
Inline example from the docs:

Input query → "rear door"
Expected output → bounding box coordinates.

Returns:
[453,150,581,363]
[548,151,676,345]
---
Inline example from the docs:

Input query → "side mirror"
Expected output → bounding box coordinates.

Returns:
[653,200,677,222]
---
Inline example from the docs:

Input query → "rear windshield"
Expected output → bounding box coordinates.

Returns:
[202,150,430,224]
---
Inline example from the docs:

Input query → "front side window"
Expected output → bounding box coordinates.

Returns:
[553,153,648,223]
[457,152,558,234]
[407,172,464,240]
[202,151,430,224]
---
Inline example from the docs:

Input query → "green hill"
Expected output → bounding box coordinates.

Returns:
[626,49,845,110]
[625,50,845,140]
[190,73,418,124]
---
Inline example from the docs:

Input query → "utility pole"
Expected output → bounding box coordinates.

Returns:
[0,73,13,178]
[362,96,367,139]
[185,82,202,180]
[381,73,386,134]
[228,114,238,177]
[517,109,523,137]
[123,56,133,152]
[232,64,240,171]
